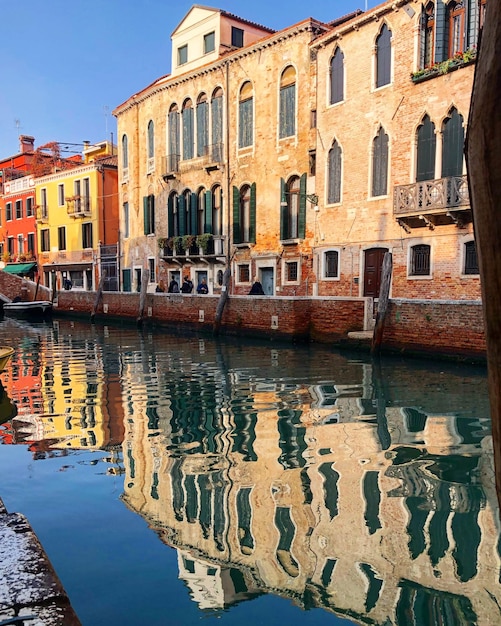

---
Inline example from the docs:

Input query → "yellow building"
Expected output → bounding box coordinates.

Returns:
[35,141,118,291]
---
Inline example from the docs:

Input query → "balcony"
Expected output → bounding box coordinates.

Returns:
[162,154,180,179]
[67,196,92,218]
[36,206,49,224]
[393,175,472,230]
[159,234,226,264]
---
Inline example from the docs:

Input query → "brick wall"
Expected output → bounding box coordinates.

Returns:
[0,272,51,302]
[382,299,486,360]
[53,290,486,360]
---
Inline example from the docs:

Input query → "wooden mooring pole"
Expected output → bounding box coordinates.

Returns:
[91,271,106,322]
[213,268,231,336]
[466,7,501,508]
[137,269,150,327]
[371,251,392,356]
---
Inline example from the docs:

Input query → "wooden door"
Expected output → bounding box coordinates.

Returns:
[363,248,388,298]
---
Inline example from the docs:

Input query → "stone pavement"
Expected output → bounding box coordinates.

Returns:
[0,498,80,626]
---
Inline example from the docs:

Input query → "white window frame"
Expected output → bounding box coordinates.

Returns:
[281,257,300,286]
[407,239,433,279]
[58,183,65,207]
[322,248,341,280]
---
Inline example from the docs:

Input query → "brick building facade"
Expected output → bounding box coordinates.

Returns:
[114,1,484,308]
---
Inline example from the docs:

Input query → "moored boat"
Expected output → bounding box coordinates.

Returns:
[0,346,14,372]
[3,300,53,320]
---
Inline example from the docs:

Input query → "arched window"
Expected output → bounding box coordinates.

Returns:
[239,82,253,148]
[121,134,128,170]
[280,175,306,240]
[147,120,154,158]
[330,48,344,104]
[211,87,224,162]
[182,99,194,160]
[376,24,392,88]
[233,183,256,244]
[167,192,179,237]
[372,126,389,197]
[327,140,342,204]
[423,2,435,68]
[446,1,465,58]
[279,66,296,139]
[442,107,464,177]
[168,104,180,172]
[416,115,436,182]
[196,93,208,157]
[211,184,222,236]
[147,120,154,172]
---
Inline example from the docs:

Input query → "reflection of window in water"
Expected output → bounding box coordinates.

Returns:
[232,411,257,461]
[275,507,299,577]
[363,471,381,535]
[171,459,185,521]
[277,409,307,469]
[184,474,198,523]
[198,474,212,539]
[151,471,159,500]
[321,558,337,588]
[359,562,383,613]
[402,407,428,432]
[126,444,135,480]
[213,470,226,552]
[300,468,313,505]
[319,462,339,520]
[236,487,254,555]
[396,579,477,624]
[309,384,339,408]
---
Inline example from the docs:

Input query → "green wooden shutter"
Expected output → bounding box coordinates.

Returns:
[143,196,149,235]
[204,191,212,233]
[178,195,186,236]
[299,174,307,239]
[233,186,241,244]
[280,178,287,240]
[168,195,175,236]
[190,192,197,234]
[249,183,256,244]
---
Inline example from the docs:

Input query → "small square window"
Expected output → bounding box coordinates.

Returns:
[204,31,215,54]
[232,27,244,48]
[238,264,250,283]
[178,44,188,66]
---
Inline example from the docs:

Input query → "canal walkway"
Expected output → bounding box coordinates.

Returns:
[0,498,80,626]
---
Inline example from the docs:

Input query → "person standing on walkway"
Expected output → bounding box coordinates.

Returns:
[181,276,193,293]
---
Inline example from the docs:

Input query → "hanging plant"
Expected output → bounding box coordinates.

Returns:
[196,233,212,254]
[158,237,169,250]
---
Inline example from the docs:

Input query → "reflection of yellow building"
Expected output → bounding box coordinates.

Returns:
[121,347,499,623]
[9,324,125,452]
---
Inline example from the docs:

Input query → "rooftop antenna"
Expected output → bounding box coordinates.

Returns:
[14,119,21,132]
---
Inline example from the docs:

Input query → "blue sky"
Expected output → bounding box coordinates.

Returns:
[1,0,371,157]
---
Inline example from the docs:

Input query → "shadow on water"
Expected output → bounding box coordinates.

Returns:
[0,317,498,625]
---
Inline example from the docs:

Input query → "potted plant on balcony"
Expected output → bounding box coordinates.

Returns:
[196,233,212,254]
[181,235,196,252]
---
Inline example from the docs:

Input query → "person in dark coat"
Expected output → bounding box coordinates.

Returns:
[168,278,180,293]
[181,276,193,293]
[197,278,209,294]
[249,280,264,295]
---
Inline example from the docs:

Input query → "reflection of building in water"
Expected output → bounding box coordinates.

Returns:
[177,549,261,611]
[3,325,125,454]
[120,354,500,624]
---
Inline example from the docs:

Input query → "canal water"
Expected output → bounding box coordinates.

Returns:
[0,317,498,626]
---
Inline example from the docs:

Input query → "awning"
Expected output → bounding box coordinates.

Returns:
[2,262,37,275]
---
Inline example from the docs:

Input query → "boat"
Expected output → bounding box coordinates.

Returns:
[2,300,53,320]
[0,346,14,372]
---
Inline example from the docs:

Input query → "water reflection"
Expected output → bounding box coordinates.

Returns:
[0,317,498,625]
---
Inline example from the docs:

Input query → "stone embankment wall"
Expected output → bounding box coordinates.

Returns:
[51,290,487,361]
[0,272,51,302]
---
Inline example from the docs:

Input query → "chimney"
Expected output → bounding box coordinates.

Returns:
[19,135,35,153]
